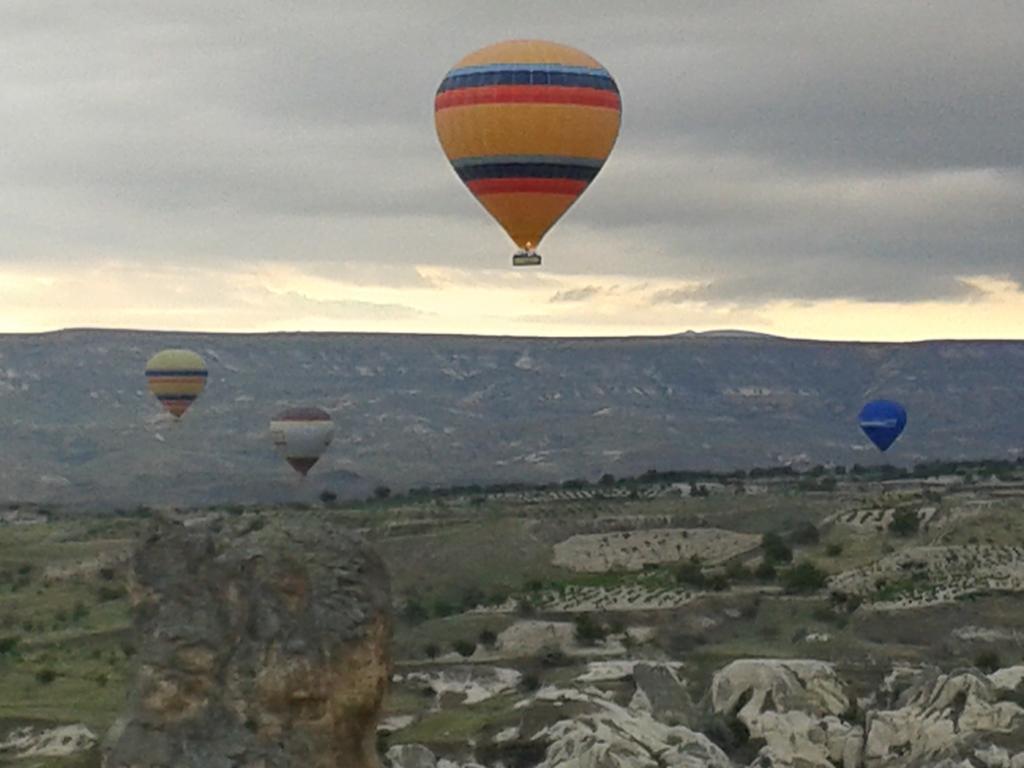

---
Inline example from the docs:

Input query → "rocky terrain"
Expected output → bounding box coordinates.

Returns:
[104,514,392,768]
[5,329,1024,506]
[3,464,1024,766]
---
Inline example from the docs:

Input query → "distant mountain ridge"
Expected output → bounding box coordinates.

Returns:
[1,329,1023,508]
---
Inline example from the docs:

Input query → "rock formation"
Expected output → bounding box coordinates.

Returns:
[863,666,1024,767]
[102,512,392,768]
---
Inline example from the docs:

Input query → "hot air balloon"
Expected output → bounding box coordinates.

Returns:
[435,40,622,267]
[270,407,335,477]
[145,349,208,419]
[858,399,907,452]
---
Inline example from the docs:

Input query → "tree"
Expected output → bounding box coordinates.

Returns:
[762,532,793,564]
[452,639,477,658]
[401,598,429,625]
[889,509,920,537]
[675,557,707,589]
[782,561,829,594]
[599,473,616,487]
[755,561,777,581]
[319,489,337,504]
[574,614,608,645]
[790,522,820,546]
[478,629,498,648]
[424,643,440,659]
[373,485,391,500]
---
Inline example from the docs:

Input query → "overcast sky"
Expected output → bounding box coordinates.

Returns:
[1,1,1021,339]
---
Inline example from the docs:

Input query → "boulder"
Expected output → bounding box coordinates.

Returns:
[629,662,698,727]
[864,667,1024,767]
[102,513,392,768]
[710,659,861,768]
[536,697,731,768]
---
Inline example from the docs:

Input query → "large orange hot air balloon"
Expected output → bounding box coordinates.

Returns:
[435,40,622,267]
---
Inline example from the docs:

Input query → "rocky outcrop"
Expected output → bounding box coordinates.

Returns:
[711,659,863,768]
[102,512,392,768]
[629,662,699,727]
[864,667,1024,767]
[535,698,732,768]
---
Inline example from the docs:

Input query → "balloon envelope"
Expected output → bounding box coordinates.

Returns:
[270,407,335,477]
[145,349,208,419]
[435,39,621,257]
[858,399,907,452]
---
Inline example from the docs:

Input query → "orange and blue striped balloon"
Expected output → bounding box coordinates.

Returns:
[435,40,622,261]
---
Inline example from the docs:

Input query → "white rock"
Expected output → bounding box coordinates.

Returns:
[864,668,1024,767]
[535,697,731,768]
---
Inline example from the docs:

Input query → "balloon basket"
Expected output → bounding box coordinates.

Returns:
[512,250,541,267]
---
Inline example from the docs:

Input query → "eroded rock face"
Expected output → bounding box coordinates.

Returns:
[103,513,392,768]
[864,667,1024,768]
[711,659,862,768]
[535,697,731,768]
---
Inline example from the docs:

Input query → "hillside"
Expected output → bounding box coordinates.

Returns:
[2,330,1024,506]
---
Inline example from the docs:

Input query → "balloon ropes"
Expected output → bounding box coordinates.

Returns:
[435,40,622,267]
[270,407,335,478]
[858,399,907,452]
[144,349,208,420]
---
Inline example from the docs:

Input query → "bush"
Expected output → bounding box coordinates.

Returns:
[478,629,498,648]
[706,573,730,591]
[520,672,541,692]
[825,543,843,557]
[452,639,476,658]
[0,636,18,655]
[319,489,337,504]
[782,561,829,594]
[889,509,920,537]
[790,522,820,546]
[762,533,793,564]
[754,561,777,581]
[97,586,125,603]
[373,485,391,500]
[725,561,752,582]
[574,614,607,645]
[401,598,429,625]
[424,643,440,659]
[35,668,57,684]
[431,599,457,618]
[675,557,706,589]
[974,650,1002,673]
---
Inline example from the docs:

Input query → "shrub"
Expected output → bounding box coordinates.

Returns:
[0,636,18,655]
[706,573,730,592]
[754,561,777,581]
[431,599,457,619]
[825,543,843,557]
[889,509,920,537]
[424,643,440,659]
[725,561,752,582]
[974,650,1002,674]
[373,485,391,500]
[478,629,498,648]
[319,489,337,504]
[762,533,793,564]
[35,668,57,684]
[452,639,476,658]
[574,614,607,645]
[790,522,820,546]
[401,598,428,625]
[782,561,829,594]
[520,672,541,692]
[675,557,706,589]
[97,586,125,603]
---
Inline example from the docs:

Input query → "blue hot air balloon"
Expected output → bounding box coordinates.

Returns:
[858,399,907,452]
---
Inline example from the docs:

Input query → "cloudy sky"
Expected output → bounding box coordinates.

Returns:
[1,1,1021,339]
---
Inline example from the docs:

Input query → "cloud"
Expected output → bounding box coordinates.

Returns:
[550,286,603,303]
[0,0,1021,323]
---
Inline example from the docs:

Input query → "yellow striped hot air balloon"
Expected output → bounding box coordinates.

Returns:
[144,349,208,419]
[435,40,622,267]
